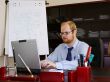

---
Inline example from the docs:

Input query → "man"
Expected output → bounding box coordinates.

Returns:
[41,20,89,70]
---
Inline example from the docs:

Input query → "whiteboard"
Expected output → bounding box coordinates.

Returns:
[5,0,49,57]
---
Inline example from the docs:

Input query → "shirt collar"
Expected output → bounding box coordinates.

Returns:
[64,39,79,49]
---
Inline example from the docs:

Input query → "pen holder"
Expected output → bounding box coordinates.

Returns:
[68,70,77,82]
[77,66,91,82]
[0,66,7,80]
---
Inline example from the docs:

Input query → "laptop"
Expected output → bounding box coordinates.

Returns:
[11,39,41,75]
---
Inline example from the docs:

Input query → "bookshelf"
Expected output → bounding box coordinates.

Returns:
[101,38,110,67]
[46,1,110,68]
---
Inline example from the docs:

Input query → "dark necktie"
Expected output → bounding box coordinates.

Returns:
[66,47,73,61]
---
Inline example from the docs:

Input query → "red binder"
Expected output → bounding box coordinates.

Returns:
[77,67,91,82]
[68,70,77,82]
[40,72,64,82]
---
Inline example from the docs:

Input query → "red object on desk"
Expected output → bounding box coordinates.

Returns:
[8,75,39,82]
[68,70,77,82]
[0,67,7,80]
[77,67,91,82]
[40,72,64,82]
[84,46,92,62]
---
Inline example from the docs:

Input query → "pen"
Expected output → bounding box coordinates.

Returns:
[80,54,84,67]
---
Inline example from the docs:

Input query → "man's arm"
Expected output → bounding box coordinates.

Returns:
[56,60,78,70]
[41,59,78,70]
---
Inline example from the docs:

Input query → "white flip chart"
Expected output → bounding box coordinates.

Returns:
[5,0,49,56]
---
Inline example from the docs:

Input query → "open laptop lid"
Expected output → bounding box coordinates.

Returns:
[11,39,41,74]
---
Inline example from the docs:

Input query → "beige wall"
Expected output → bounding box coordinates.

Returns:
[0,56,14,67]
[46,0,102,7]
[0,0,6,56]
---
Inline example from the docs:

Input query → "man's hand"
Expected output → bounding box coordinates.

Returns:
[41,60,56,69]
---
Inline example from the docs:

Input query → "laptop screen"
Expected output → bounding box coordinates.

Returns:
[11,39,41,75]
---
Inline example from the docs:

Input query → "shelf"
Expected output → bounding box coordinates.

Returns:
[104,56,110,67]
[104,55,110,57]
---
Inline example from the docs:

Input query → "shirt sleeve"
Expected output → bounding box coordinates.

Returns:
[47,45,61,62]
[56,60,78,70]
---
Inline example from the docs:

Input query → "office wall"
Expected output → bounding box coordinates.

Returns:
[0,56,14,67]
[0,0,6,56]
[46,0,102,7]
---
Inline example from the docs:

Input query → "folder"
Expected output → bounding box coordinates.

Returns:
[8,75,39,81]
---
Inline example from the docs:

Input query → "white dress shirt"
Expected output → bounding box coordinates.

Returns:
[47,39,89,70]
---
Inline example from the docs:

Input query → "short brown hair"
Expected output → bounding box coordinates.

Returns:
[61,21,77,30]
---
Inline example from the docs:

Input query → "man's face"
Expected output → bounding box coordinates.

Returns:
[60,23,76,44]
